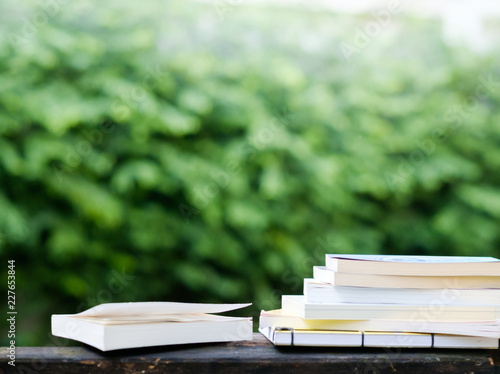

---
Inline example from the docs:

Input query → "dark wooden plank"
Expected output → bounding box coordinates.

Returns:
[0,334,497,374]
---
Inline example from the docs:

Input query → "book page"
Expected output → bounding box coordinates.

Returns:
[77,302,251,317]
[327,254,499,263]
[75,313,246,325]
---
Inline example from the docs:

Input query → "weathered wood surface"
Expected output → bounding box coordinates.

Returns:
[1,334,499,374]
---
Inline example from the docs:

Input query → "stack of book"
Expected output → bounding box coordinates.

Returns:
[260,254,500,348]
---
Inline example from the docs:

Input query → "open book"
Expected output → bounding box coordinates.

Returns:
[52,302,252,351]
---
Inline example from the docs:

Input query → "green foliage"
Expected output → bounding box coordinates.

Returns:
[1,1,500,345]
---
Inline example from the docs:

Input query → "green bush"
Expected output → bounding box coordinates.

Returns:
[1,1,500,345]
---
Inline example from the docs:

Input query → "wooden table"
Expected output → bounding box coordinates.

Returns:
[1,334,499,373]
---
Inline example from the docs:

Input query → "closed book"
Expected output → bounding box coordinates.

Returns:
[325,254,500,276]
[281,295,500,322]
[313,266,500,289]
[259,309,500,339]
[303,278,500,306]
[259,327,499,349]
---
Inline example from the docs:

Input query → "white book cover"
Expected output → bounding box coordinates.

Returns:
[303,278,500,306]
[327,254,499,264]
[313,266,500,289]
[259,309,500,339]
[281,295,500,322]
[325,254,500,276]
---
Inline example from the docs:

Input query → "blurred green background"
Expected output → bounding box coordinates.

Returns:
[1,0,500,346]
